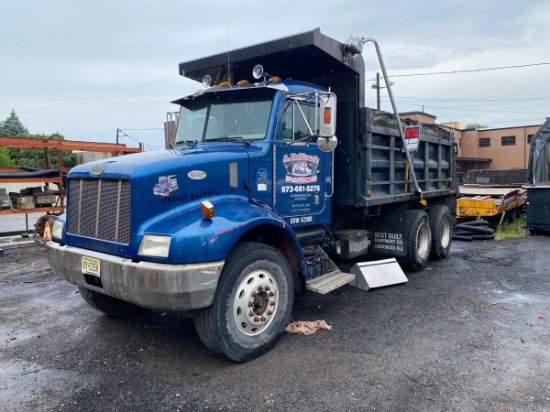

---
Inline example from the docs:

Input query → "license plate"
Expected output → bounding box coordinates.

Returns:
[82,256,101,277]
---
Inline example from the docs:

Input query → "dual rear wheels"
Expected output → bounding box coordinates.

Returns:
[400,206,452,272]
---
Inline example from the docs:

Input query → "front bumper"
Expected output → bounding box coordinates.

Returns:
[46,241,224,311]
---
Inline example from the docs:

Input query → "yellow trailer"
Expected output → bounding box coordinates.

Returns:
[457,185,526,222]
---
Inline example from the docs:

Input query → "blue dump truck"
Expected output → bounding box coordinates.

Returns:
[47,28,456,362]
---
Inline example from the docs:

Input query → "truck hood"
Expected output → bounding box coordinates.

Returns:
[65,146,250,257]
[69,147,248,180]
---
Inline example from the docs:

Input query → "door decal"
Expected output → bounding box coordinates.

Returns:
[283,153,319,183]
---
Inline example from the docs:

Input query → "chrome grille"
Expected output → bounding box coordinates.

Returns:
[67,179,132,244]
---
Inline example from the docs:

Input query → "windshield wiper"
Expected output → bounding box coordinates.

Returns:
[207,137,245,143]
[174,140,198,147]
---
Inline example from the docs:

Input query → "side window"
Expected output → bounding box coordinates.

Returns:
[279,100,319,141]
[280,101,293,140]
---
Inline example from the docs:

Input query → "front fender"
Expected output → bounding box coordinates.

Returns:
[143,196,303,265]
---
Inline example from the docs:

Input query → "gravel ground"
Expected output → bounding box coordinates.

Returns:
[1,237,550,412]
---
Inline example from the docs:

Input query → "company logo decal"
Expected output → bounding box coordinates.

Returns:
[153,175,179,196]
[188,170,207,180]
[283,153,319,183]
[90,165,104,176]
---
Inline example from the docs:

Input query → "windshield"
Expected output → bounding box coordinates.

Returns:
[175,90,274,144]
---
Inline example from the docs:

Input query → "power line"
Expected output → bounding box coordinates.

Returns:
[119,128,164,131]
[392,96,550,102]
[367,62,550,81]
[119,130,160,152]
[388,62,550,78]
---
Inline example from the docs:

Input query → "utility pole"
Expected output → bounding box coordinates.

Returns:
[376,72,381,111]
[371,72,394,111]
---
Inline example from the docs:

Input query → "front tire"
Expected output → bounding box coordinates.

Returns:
[79,287,145,317]
[428,205,452,260]
[400,210,431,272]
[194,242,294,363]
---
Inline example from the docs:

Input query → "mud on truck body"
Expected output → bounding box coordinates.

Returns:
[47,28,457,362]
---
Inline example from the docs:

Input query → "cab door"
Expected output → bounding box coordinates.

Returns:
[274,98,332,225]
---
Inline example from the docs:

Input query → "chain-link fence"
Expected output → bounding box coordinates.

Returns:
[0,211,50,237]
[0,182,61,238]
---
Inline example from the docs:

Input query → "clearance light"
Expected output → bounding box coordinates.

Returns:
[268,76,281,81]
[324,107,332,125]
[219,81,230,87]
[201,200,215,219]
[237,79,250,85]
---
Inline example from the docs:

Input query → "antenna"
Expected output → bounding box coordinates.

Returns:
[226,13,230,85]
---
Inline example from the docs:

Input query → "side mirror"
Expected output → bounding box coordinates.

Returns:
[319,93,337,137]
[317,135,338,152]
[318,92,337,152]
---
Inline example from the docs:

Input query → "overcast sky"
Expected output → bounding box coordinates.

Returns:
[1,0,549,151]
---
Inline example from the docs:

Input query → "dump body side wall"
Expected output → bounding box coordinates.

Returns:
[334,108,455,208]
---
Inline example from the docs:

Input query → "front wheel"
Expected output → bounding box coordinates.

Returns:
[399,210,431,272]
[194,242,294,362]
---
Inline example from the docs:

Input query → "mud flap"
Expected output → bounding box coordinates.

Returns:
[349,258,408,291]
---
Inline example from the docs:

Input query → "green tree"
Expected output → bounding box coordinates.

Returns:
[8,133,76,168]
[0,111,76,168]
[466,123,489,129]
[0,147,14,167]
[0,109,29,136]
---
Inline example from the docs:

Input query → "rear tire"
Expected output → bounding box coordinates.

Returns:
[400,210,431,272]
[428,205,452,260]
[79,287,145,317]
[194,242,293,363]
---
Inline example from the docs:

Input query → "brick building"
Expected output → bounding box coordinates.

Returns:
[400,111,542,172]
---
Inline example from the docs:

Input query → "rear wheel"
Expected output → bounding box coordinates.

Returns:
[79,287,145,317]
[194,242,293,363]
[428,205,452,260]
[400,210,431,272]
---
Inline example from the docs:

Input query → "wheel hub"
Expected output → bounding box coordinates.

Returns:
[252,291,269,314]
[234,270,279,336]
[441,219,451,248]
[416,222,430,259]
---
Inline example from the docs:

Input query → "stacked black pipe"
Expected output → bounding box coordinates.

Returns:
[0,166,67,178]
[453,220,495,241]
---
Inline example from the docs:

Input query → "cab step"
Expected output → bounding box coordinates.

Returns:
[306,270,356,294]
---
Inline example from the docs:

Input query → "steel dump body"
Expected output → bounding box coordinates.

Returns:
[342,109,455,207]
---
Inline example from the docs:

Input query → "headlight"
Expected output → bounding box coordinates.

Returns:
[52,219,64,239]
[138,235,171,258]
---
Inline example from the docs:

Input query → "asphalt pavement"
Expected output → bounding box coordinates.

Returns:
[1,236,550,412]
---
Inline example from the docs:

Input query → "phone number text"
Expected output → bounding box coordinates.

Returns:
[281,185,321,193]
